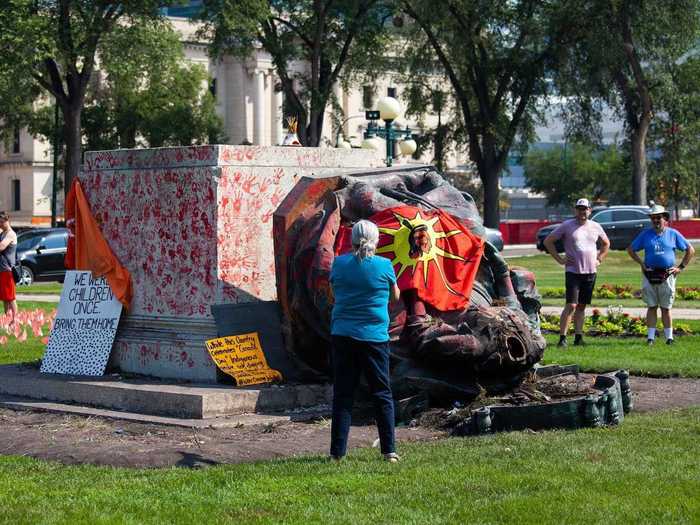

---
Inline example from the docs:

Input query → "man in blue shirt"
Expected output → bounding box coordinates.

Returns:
[627,205,695,345]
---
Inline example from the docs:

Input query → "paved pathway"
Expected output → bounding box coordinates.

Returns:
[502,244,539,258]
[541,305,700,320]
[16,294,60,303]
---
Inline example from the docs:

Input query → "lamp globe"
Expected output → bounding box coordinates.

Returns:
[399,139,417,156]
[377,96,401,121]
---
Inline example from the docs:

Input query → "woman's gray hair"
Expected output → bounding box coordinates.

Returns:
[352,220,379,261]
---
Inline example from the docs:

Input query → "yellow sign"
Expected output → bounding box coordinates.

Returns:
[204,332,283,387]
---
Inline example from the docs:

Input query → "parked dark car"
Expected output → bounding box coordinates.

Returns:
[15,228,69,285]
[536,206,652,252]
[485,226,504,251]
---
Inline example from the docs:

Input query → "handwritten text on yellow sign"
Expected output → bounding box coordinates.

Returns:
[204,332,283,386]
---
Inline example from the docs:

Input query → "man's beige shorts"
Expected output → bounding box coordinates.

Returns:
[641,274,676,309]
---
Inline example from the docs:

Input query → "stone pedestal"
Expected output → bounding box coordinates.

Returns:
[81,145,382,382]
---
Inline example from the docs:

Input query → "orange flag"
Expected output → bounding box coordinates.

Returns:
[64,179,133,309]
[335,206,484,311]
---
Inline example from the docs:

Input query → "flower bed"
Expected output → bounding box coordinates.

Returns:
[541,285,700,301]
[540,305,693,337]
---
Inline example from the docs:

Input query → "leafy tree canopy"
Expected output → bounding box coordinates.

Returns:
[648,55,700,216]
[399,0,586,227]
[0,0,174,191]
[198,0,392,146]
[30,19,226,152]
[523,142,631,206]
[554,0,700,205]
[94,19,225,150]
[2,2,225,199]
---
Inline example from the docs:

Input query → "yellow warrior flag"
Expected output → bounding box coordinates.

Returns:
[204,332,283,387]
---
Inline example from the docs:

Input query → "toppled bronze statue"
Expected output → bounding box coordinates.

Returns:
[274,166,545,408]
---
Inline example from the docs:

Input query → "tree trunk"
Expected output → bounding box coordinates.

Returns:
[434,112,445,171]
[307,108,321,147]
[303,102,327,147]
[673,176,680,220]
[618,3,651,206]
[481,165,500,229]
[630,126,648,205]
[63,104,82,196]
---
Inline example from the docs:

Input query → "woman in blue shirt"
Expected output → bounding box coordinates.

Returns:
[329,220,401,462]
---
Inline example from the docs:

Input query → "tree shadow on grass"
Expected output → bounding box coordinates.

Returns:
[175,452,221,469]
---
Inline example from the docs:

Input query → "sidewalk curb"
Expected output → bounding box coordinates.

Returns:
[540,305,700,320]
[16,294,60,302]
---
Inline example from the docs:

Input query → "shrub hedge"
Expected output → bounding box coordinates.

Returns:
[540,285,700,301]
[540,306,693,336]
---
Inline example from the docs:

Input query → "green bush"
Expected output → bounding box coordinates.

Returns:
[678,288,700,300]
[540,285,700,301]
[541,287,565,298]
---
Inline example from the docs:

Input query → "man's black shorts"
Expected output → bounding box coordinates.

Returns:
[565,272,597,305]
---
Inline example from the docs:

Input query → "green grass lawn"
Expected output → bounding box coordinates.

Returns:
[508,250,700,290]
[542,331,700,377]
[2,297,699,523]
[1,302,55,366]
[0,408,698,524]
[15,282,63,295]
[0,337,44,366]
[4,304,700,378]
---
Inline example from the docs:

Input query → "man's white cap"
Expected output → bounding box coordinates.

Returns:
[648,204,670,218]
[575,198,590,208]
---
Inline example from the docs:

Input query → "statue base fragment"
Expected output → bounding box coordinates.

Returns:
[405,366,632,435]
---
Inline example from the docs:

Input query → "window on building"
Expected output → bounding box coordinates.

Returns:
[12,180,20,211]
[387,86,397,98]
[12,127,20,154]
[362,85,376,110]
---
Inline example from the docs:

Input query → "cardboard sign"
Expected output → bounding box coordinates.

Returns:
[41,270,123,376]
[205,332,283,386]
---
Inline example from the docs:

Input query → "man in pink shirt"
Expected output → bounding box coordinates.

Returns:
[544,198,610,347]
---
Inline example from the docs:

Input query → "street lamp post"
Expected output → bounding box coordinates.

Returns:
[362,94,416,166]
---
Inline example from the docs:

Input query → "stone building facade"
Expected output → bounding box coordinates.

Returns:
[0,126,55,225]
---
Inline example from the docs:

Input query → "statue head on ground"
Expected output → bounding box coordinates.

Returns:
[274,166,545,409]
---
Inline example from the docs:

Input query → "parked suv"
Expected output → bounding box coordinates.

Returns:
[536,206,651,251]
[15,228,69,285]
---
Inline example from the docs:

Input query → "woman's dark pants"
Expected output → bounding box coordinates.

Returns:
[330,335,396,458]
